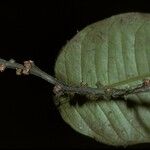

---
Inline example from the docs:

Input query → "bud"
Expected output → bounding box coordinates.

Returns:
[16,68,22,75]
[0,64,6,72]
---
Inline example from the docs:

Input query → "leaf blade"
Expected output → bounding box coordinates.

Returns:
[54,12,150,146]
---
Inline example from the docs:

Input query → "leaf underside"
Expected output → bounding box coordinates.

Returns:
[54,13,150,146]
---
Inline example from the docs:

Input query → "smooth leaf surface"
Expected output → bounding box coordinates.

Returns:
[54,13,150,146]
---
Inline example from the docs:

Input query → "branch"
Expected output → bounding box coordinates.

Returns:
[0,58,150,102]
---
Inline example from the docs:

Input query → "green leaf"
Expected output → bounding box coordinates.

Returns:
[54,13,150,146]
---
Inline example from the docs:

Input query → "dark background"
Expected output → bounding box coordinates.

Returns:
[0,0,150,149]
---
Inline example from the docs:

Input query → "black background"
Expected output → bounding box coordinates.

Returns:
[0,0,150,149]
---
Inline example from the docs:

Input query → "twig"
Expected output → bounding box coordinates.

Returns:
[0,58,60,85]
[111,79,150,99]
[0,58,150,102]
